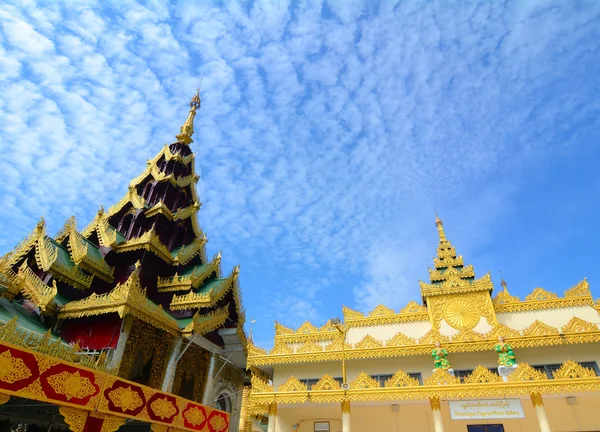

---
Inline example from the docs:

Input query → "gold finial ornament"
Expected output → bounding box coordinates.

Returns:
[435,213,446,242]
[176,89,201,145]
[499,271,508,293]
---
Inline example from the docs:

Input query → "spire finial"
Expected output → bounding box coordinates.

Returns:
[435,212,446,242]
[499,270,508,293]
[176,87,202,145]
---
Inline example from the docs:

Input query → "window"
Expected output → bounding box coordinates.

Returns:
[215,393,231,413]
[533,361,599,379]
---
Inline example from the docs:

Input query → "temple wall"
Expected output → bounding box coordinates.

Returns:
[272,343,600,388]
[345,320,432,344]
[275,394,600,432]
[496,305,600,330]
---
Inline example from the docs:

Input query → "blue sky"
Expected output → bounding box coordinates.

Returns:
[1,1,599,349]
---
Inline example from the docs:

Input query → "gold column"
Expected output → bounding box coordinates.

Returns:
[342,399,351,432]
[430,397,445,432]
[267,403,277,432]
[531,392,552,432]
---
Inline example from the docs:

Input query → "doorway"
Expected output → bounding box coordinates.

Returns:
[467,426,505,432]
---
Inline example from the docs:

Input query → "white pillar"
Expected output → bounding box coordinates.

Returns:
[267,403,277,432]
[202,352,217,405]
[430,397,444,432]
[531,393,552,432]
[110,315,134,372]
[161,337,183,392]
[342,400,351,432]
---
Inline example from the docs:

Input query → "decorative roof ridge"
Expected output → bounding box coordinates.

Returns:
[421,272,493,298]
[182,302,231,336]
[59,265,179,334]
[16,262,58,312]
[169,265,239,311]
[157,251,221,293]
[81,207,121,247]
[114,227,173,263]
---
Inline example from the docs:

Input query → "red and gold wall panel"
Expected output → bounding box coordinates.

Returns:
[0,342,229,432]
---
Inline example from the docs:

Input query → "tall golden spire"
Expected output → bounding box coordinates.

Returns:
[176,89,201,145]
[435,213,446,242]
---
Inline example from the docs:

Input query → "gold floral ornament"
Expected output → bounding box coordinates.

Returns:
[184,406,206,426]
[564,278,590,297]
[424,369,460,386]
[463,365,502,384]
[107,386,144,411]
[355,335,383,349]
[443,298,479,330]
[386,332,416,346]
[350,372,379,389]
[209,414,228,432]
[312,374,341,391]
[384,370,420,387]
[525,287,558,302]
[507,363,547,382]
[552,360,597,379]
[277,376,308,392]
[522,320,559,337]
[59,406,88,432]
[561,317,598,333]
[46,371,97,401]
[150,397,177,420]
[0,351,32,384]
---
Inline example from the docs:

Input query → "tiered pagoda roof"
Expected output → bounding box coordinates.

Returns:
[0,90,246,367]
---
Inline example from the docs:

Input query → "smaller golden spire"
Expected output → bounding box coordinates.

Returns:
[435,213,446,242]
[499,270,508,293]
[176,89,202,145]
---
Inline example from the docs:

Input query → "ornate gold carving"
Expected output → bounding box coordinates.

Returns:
[526,288,558,302]
[114,228,172,263]
[494,296,594,313]
[184,406,206,426]
[552,360,597,379]
[386,332,416,346]
[508,363,547,381]
[297,341,323,353]
[59,406,88,432]
[183,303,230,336]
[399,301,427,314]
[210,414,228,432]
[90,412,126,432]
[250,373,274,393]
[443,298,479,330]
[0,318,109,371]
[275,322,294,335]
[384,370,420,387]
[419,330,450,345]
[278,376,307,392]
[564,278,590,297]
[421,273,493,299]
[59,269,179,334]
[107,385,144,411]
[157,253,221,292]
[430,396,441,411]
[452,329,486,342]
[294,321,319,333]
[170,267,236,311]
[247,342,267,357]
[268,403,277,416]
[424,369,460,386]
[562,317,598,333]
[342,306,364,320]
[82,207,120,247]
[350,372,379,389]
[492,290,520,305]
[0,393,8,404]
[16,263,58,312]
[270,342,293,355]
[46,371,97,401]
[150,396,178,420]
[355,335,383,349]
[485,324,522,339]
[312,374,341,391]
[369,304,395,316]
[341,399,350,414]
[463,366,502,384]
[0,350,33,383]
[324,338,352,351]
[429,264,475,282]
[434,255,464,268]
[530,392,544,407]
[522,320,559,337]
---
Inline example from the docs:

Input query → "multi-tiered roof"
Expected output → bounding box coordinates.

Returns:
[0,91,245,369]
